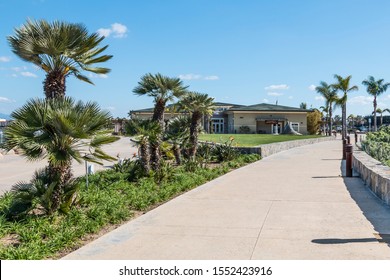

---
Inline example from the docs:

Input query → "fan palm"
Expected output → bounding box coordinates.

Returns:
[165,116,191,165]
[177,92,214,159]
[4,97,118,213]
[126,118,162,173]
[362,76,390,131]
[316,81,338,136]
[133,73,188,127]
[133,73,188,170]
[332,75,358,139]
[8,19,112,99]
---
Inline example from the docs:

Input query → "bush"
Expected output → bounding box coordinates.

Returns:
[239,126,251,134]
[362,126,390,166]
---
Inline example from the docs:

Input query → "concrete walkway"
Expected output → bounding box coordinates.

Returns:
[63,140,390,260]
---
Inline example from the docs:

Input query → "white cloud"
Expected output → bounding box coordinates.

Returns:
[97,23,128,38]
[315,96,325,101]
[106,106,116,111]
[267,92,283,96]
[179,73,219,81]
[21,71,38,78]
[179,74,202,80]
[204,75,219,80]
[0,97,15,103]
[0,56,11,62]
[88,73,109,79]
[265,84,289,91]
[288,96,294,99]
[98,74,108,79]
[262,98,269,103]
[97,28,112,37]
[11,74,17,78]
[308,84,316,91]
[12,66,28,72]
[349,95,373,105]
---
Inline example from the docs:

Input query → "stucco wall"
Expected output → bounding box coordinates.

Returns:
[353,149,390,206]
[229,112,308,134]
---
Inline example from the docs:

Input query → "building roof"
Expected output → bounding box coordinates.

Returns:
[226,103,312,112]
[131,102,244,114]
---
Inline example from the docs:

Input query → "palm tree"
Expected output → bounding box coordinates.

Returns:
[133,73,188,127]
[316,81,338,136]
[133,73,188,170]
[8,19,112,99]
[362,76,390,131]
[332,75,358,139]
[165,116,191,165]
[177,92,214,159]
[126,119,161,173]
[4,97,118,213]
[348,114,355,128]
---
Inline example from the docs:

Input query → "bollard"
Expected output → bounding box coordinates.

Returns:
[345,144,353,177]
[354,132,358,143]
[346,135,350,144]
[342,139,347,160]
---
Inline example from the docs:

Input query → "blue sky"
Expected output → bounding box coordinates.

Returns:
[1,0,390,118]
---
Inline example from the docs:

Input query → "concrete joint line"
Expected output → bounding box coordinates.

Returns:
[250,201,274,260]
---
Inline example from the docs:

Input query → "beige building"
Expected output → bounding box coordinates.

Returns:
[129,102,312,134]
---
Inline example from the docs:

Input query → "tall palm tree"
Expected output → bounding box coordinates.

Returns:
[126,119,161,173]
[133,73,188,170]
[177,92,214,159]
[8,19,112,99]
[4,97,118,213]
[316,81,338,136]
[362,76,390,131]
[332,75,358,139]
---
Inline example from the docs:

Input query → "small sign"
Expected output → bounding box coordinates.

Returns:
[265,120,278,124]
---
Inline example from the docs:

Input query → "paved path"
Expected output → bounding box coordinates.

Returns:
[0,137,138,194]
[63,140,390,260]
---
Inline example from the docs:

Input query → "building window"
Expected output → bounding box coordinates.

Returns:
[291,122,299,132]
[211,118,224,133]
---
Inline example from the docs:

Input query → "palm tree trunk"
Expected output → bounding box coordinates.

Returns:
[342,103,347,139]
[149,139,161,171]
[373,96,377,131]
[172,144,181,165]
[329,105,333,136]
[44,71,66,99]
[152,99,166,128]
[139,141,150,173]
[48,160,72,214]
[189,112,202,159]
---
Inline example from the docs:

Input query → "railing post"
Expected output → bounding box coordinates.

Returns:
[345,144,353,177]
[347,135,350,144]
[342,139,347,160]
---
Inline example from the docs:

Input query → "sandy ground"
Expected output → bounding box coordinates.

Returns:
[0,137,138,194]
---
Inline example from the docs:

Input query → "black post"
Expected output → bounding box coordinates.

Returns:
[347,135,350,144]
[342,139,347,160]
[345,144,353,177]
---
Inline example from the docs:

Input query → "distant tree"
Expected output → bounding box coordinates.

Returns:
[299,102,307,109]
[316,81,338,136]
[332,75,358,139]
[8,19,112,99]
[307,109,322,135]
[362,76,390,131]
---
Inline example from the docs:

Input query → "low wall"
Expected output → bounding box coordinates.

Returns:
[353,149,390,205]
[235,136,336,158]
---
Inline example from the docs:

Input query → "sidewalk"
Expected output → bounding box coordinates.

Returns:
[63,140,390,260]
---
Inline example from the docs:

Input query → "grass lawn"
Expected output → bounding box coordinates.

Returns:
[199,134,324,147]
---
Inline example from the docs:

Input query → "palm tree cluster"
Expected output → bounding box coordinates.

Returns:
[4,19,116,215]
[130,73,215,173]
[316,75,390,137]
